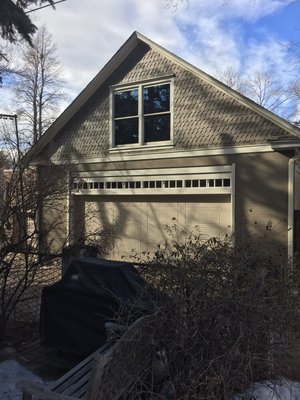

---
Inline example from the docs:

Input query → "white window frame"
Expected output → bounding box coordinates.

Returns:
[110,77,174,149]
[71,165,233,195]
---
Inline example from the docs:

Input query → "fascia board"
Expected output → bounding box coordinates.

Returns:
[271,140,300,150]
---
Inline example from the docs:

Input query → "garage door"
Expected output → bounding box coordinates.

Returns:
[84,194,231,260]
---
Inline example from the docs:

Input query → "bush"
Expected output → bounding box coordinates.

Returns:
[119,224,300,400]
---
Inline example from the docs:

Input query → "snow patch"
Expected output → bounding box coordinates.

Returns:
[233,379,300,400]
[0,359,44,400]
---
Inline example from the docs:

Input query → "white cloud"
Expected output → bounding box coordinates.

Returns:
[244,37,290,75]
[1,0,298,113]
[182,0,287,22]
[167,0,297,83]
[170,16,244,75]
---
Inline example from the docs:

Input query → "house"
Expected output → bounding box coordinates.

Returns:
[0,167,37,249]
[24,31,300,260]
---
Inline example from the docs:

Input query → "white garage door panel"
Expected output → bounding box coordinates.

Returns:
[147,204,180,235]
[186,203,230,239]
[84,195,231,260]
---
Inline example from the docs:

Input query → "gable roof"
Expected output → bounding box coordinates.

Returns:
[23,31,300,164]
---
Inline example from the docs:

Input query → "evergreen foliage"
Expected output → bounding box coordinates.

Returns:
[0,1,54,46]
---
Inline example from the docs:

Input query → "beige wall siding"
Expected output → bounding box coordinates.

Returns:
[233,152,288,249]
[37,166,69,253]
[68,150,290,254]
[39,150,289,256]
[46,44,288,163]
[41,196,69,253]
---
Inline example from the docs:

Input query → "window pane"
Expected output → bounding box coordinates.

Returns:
[143,84,170,114]
[115,118,138,145]
[144,114,170,142]
[114,89,138,118]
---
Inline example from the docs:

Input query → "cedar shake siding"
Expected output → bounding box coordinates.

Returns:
[45,44,288,163]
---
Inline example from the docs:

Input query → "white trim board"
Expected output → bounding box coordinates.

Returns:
[76,165,232,178]
[47,144,274,166]
[72,166,232,196]
[73,187,232,196]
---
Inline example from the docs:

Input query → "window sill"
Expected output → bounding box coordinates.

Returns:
[109,143,175,154]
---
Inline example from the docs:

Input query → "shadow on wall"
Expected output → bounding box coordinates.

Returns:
[40,54,291,260]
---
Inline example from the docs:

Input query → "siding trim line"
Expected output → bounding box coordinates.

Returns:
[288,155,300,258]
[231,163,236,244]
[47,144,274,166]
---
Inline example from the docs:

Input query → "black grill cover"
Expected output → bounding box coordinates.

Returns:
[40,257,146,355]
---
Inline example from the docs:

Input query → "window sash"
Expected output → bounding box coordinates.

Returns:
[114,88,138,118]
[143,83,170,115]
[112,80,172,147]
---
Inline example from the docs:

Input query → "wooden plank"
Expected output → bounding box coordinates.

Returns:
[17,380,75,400]
[51,363,91,393]
[61,372,90,397]
[48,341,112,393]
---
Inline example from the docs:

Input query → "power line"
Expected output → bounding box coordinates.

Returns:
[25,0,67,14]
[0,114,17,121]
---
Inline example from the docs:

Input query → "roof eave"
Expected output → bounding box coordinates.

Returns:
[270,138,300,150]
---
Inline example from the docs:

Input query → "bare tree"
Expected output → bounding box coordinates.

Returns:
[218,67,300,122]
[0,116,61,334]
[244,70,292,113]
[0,115,108,337]
[218,66,247,94]
[13,25,64,145]
[165,0,189,11]
[120,224,300,399]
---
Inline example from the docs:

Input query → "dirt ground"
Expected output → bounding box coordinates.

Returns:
[1,320,40,350]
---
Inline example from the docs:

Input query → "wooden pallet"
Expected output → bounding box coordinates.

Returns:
[16,314,156,400]
[17,341,112,399]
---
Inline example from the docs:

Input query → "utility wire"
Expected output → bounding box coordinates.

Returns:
[25,0,67,14]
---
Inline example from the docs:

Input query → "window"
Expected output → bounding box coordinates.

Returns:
[112,80,172,147]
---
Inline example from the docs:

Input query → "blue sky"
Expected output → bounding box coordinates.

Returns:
[1,0,300,113]
[256,1,300,42]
